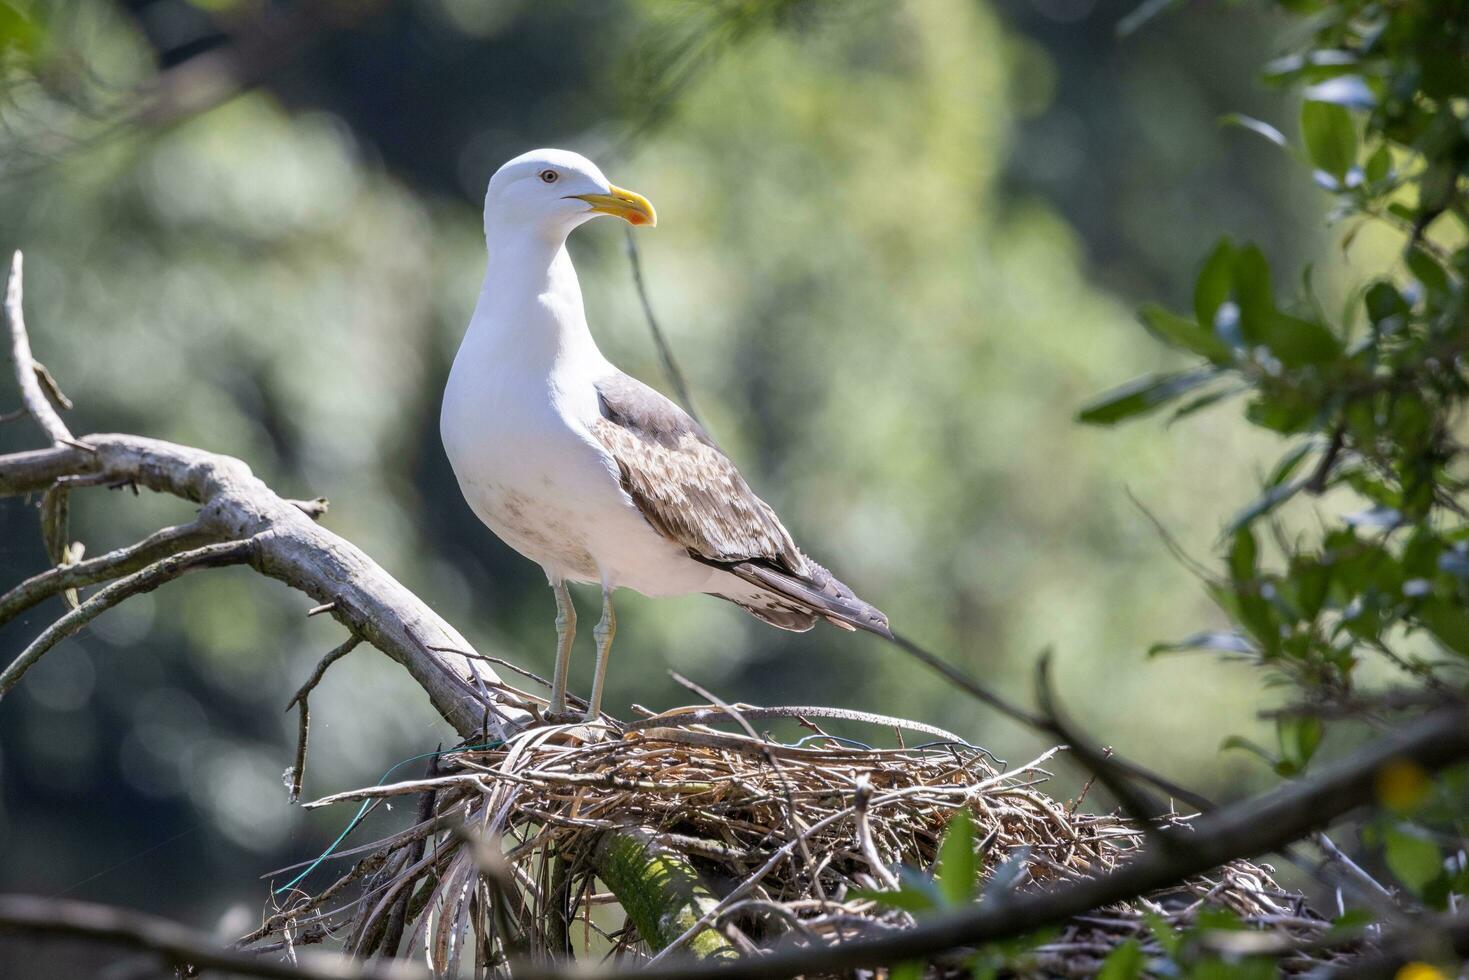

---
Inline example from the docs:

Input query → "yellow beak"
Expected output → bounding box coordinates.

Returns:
[571,185,657,227]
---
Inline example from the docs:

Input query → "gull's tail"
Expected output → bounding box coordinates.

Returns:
[714,557,893,640]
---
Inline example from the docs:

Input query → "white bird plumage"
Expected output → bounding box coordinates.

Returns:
[441,149,890,721]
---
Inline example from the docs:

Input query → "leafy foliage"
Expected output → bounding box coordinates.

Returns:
[1091,0,1469,926]
[852,809,1059,977]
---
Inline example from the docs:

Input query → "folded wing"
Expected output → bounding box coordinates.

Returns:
[591,373,892,639]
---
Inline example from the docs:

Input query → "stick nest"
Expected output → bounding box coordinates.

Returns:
[243,705,1354,976]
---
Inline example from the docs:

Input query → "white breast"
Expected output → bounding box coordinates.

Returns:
[441,334,720,596]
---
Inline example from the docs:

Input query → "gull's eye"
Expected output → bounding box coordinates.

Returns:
[539,169,559,184]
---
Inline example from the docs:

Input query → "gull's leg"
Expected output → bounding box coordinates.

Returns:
[586,586,616,721]
[548,580,576,716]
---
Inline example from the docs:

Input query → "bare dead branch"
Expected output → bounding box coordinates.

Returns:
[290,496,331,519]
[4,252,74,447]
[37,481,78,608]
[32,359,74,411]
[0,538,261,698]
[624,703,967,744]
[287,635,363,803]
[302,774,490,810]
[379,756,442,959]
[0,443,97,496]
[0,434,528,736]
[0,518,220,624]
[287,636,364,713]
[0,894,430,980]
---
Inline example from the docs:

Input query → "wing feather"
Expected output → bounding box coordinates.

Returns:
[591,372,891,638]
[592,374,805,573]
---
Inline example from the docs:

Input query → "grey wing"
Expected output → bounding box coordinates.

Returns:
[591,373,892,639]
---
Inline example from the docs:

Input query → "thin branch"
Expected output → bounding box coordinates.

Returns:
[289,497,331,520]
[888,632,1213,812]
[624,703,968,745]
[0,894,430,980]
[1033,652,1183,846]
[0,518,221,624]
[4,252,74,446]
[889,631,1048,730]
[0,538,260,698]
[0,443,96,496]
[1315,832,1397,904]
[1306,422,1345,494]
[379,755,441,959]
[624,227,702,426]
[39,481,76,608]
[32,359,74,410]
[286,636,364,713]
[286,635,363,803]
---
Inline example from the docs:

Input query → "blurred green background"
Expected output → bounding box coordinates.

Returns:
[0,0,1331,939]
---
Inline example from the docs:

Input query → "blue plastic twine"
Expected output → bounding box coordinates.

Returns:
[276,740,502,896]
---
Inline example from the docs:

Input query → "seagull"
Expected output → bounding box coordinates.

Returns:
[441,148,891,722]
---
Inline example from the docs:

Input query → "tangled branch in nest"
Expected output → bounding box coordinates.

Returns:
[244,708,1355,977]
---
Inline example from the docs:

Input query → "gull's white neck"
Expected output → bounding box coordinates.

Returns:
[458,222,608,380]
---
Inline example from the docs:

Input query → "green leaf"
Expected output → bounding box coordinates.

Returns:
[1097,939,1146,980]
[1364,281,1409,326]
[1276,716,1323,772]
[0,2,43,57]
[1149,630,1256,657]
[1196,907,1245,931]
[1257,312,1342,366]
[1305,75,1375,110]
[1406,246,1450,300]
[1168,384,1244,423]
[1221,734,1278,769]
[936,808,978,906]
[1229,527,1258,583]
[1219,113,1288,149]
[1287,558,1332,620]
[848,886,937,914]
[1077,370,1216,425]
[1261,49,1358,82]
[890,962,925,980]
[1143,912,1181,958]
[1194,238,1237,330]
[1383,825,1443,895]
[1245,391,1316,434]
[1326,908,1376,942]
[1232,245,1275,339]
[1138,303,1232,363]
[1225,479,1306,534]
[1365,144,1392,183]
[1416,598,1469,656]
[1301,100,1357,178]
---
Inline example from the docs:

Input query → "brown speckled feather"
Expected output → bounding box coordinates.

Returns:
[592,373,892,639]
